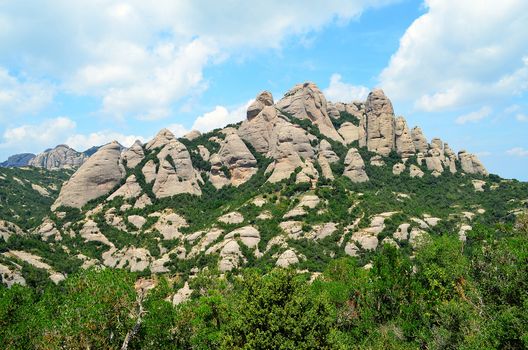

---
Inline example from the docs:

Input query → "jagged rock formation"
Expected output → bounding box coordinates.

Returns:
[29,145,87,170]
[394,117,415,158]
[0,153,35,167]
[276,82,344,143]
[247,91,274,119]
[459,151,489,176]
[211,128,258,187]
[52,141,125,209]
[152,138,202,198]
[122,140,145,168]
[183,130,201,141]
[364,89,395,156]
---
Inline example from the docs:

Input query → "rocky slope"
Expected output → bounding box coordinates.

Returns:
[1,82,527,289]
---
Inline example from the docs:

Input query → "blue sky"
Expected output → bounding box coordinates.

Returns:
[0,0,527,180]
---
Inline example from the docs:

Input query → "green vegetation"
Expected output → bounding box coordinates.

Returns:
[0,167,72,229]
[1,219,526,349]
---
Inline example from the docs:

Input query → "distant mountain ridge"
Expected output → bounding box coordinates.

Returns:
[0,153,36,167]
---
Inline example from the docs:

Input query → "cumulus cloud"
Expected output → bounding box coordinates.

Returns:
[324,74,369,102]
[0,1,397,121]
[0,117,76,151]
[455,106,492,125]
[191,100,253,132]
[380,0,528,111]
[65,131,148,151]
[167,123,190,137]
[0,68,54,119]
[506,147,528,157]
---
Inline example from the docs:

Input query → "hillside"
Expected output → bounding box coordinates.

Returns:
[1,82,527,349]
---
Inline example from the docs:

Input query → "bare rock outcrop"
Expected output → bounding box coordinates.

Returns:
[182,130,201,141]
[0,220,24,242]
[152,140,202,198]
[30,144,87,170]
[107,175,142,200]
[146,128,175,150]
[365,89,395,156]
[394,117,415,158]
[411,127,429,154]
[276,82,344,143]
[458,151,488,176]
[338,122,360,144]
[52,141,125,209]
[122,140,144,168]
[343,148,369,183]
[247,91,274,120]
[216,129,258,186]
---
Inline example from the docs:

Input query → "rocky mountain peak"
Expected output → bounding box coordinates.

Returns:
[247,91,274,120]
[29,144,87,170]
[146,128,176,150]
[276,82,344,143]
[52,141,125,210]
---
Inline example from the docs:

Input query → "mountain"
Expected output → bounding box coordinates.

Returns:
[0,153,36,167]
[28,144,88,170]
[0,82,527,348]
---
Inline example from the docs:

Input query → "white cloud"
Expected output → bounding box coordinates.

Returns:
[455,106,492,125]
[0,1,397,121]
[65,131,147,151]
[0,117,75,151]
[0,68,54,119]
[516,113,528,122]
[506,147,528,157]
[192,100,253,133]
[380,0,528,111]
[167,123,190,138]
[324,74,369,102]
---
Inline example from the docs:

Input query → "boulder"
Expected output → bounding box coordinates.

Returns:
[409,164,424,178]
[392,163,405,175]
[209,153,231,189]
[343,148,369,183]
[276,249,299,267]
[52,141,125,209]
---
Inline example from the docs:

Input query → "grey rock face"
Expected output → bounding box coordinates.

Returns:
[52,141,125,209]
[30,145,87,170]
